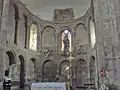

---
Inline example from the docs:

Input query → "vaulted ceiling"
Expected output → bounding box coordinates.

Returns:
[20,0,90,21]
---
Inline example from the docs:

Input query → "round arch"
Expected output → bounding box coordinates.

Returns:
[59,60,70,82]
[18,55,25,88]
[5,51,16,80]
[30,21,39,30]
[89,56,96,84]
[42,25,56,34]
[28,58,36,81]
[31,58,36,63]
[42,26,56,47]
[75,23,88,47]
[75,59,87,86]
[29,22,38,51]
[76,59,87,65]
[61,26,72,32]
[6,51,16,66]
[59,60,70,75]
[12,4,19,44]
[75,23,87,32]
[42,60,57,82]
[58,26,73,38]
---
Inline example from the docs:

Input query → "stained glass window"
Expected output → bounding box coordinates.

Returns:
[61,30,72,54]
[29,24,37,51]
[90,20,96,48]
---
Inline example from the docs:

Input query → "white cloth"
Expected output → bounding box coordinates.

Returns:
[31,82,66,90]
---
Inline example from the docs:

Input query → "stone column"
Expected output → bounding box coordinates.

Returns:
[0,49,5,87]
[94,0,106,89]
[0,0,10,88]
[1,0,10,31]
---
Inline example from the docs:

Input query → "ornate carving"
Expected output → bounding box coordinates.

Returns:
[76,45,87,55]
[42,48,53,58]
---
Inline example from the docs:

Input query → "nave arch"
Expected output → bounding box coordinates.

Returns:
[42,26,56,47]
[59,60,70,82]
[42,60,57,82]
[89,56,96,84]
[5,50,25,88]
[75,59,87,86]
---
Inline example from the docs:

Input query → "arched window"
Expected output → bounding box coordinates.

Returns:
[23,14,28,48]
[13,4,19,44]
[61,29,72,55]
[29,24,37,51]
[90,19,96,48]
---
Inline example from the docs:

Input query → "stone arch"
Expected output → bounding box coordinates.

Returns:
[42,60,57,82]
[75,59,87,86]
[59,60,70,75]
[75,23,87,32]
[29,22,38,51]
[59,60,70,82]
[31,58,36,71]
[60,27,72,55]
[6,51,16,66]
[42,26,56,33]
[18,55,25,88]
[60,26,72,32]
[42,26,56,47]
[28,58,36,81]
[23,14,28,48]
[75,23,88,46]
[5,50,21,84]
[13,4,19,44]
[89,56,96,84]
[5,51,16,79]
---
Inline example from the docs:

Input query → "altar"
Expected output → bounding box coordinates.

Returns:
[31,82,68,90]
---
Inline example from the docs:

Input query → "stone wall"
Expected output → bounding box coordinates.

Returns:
[0,0,40,87]
[94,0,120,88]
[0,0,98,89]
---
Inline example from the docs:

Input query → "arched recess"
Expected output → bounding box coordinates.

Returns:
[42,26,56,47]
[29,22,38,51]
[89,18,96,48]
[60,27,72,56]
[6,51,16,66]
[90,56,96,84]
[42,60,57,82]
[23,14,28,48]
[75,59,87,86]
[18,55,25,88]
[6,51,21,84]
[28,58,36,81]
[13,4,19,44]
[75,23,88,47]
[59,60,70,82]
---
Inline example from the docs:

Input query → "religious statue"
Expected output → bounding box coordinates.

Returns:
[63,33,70,55]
